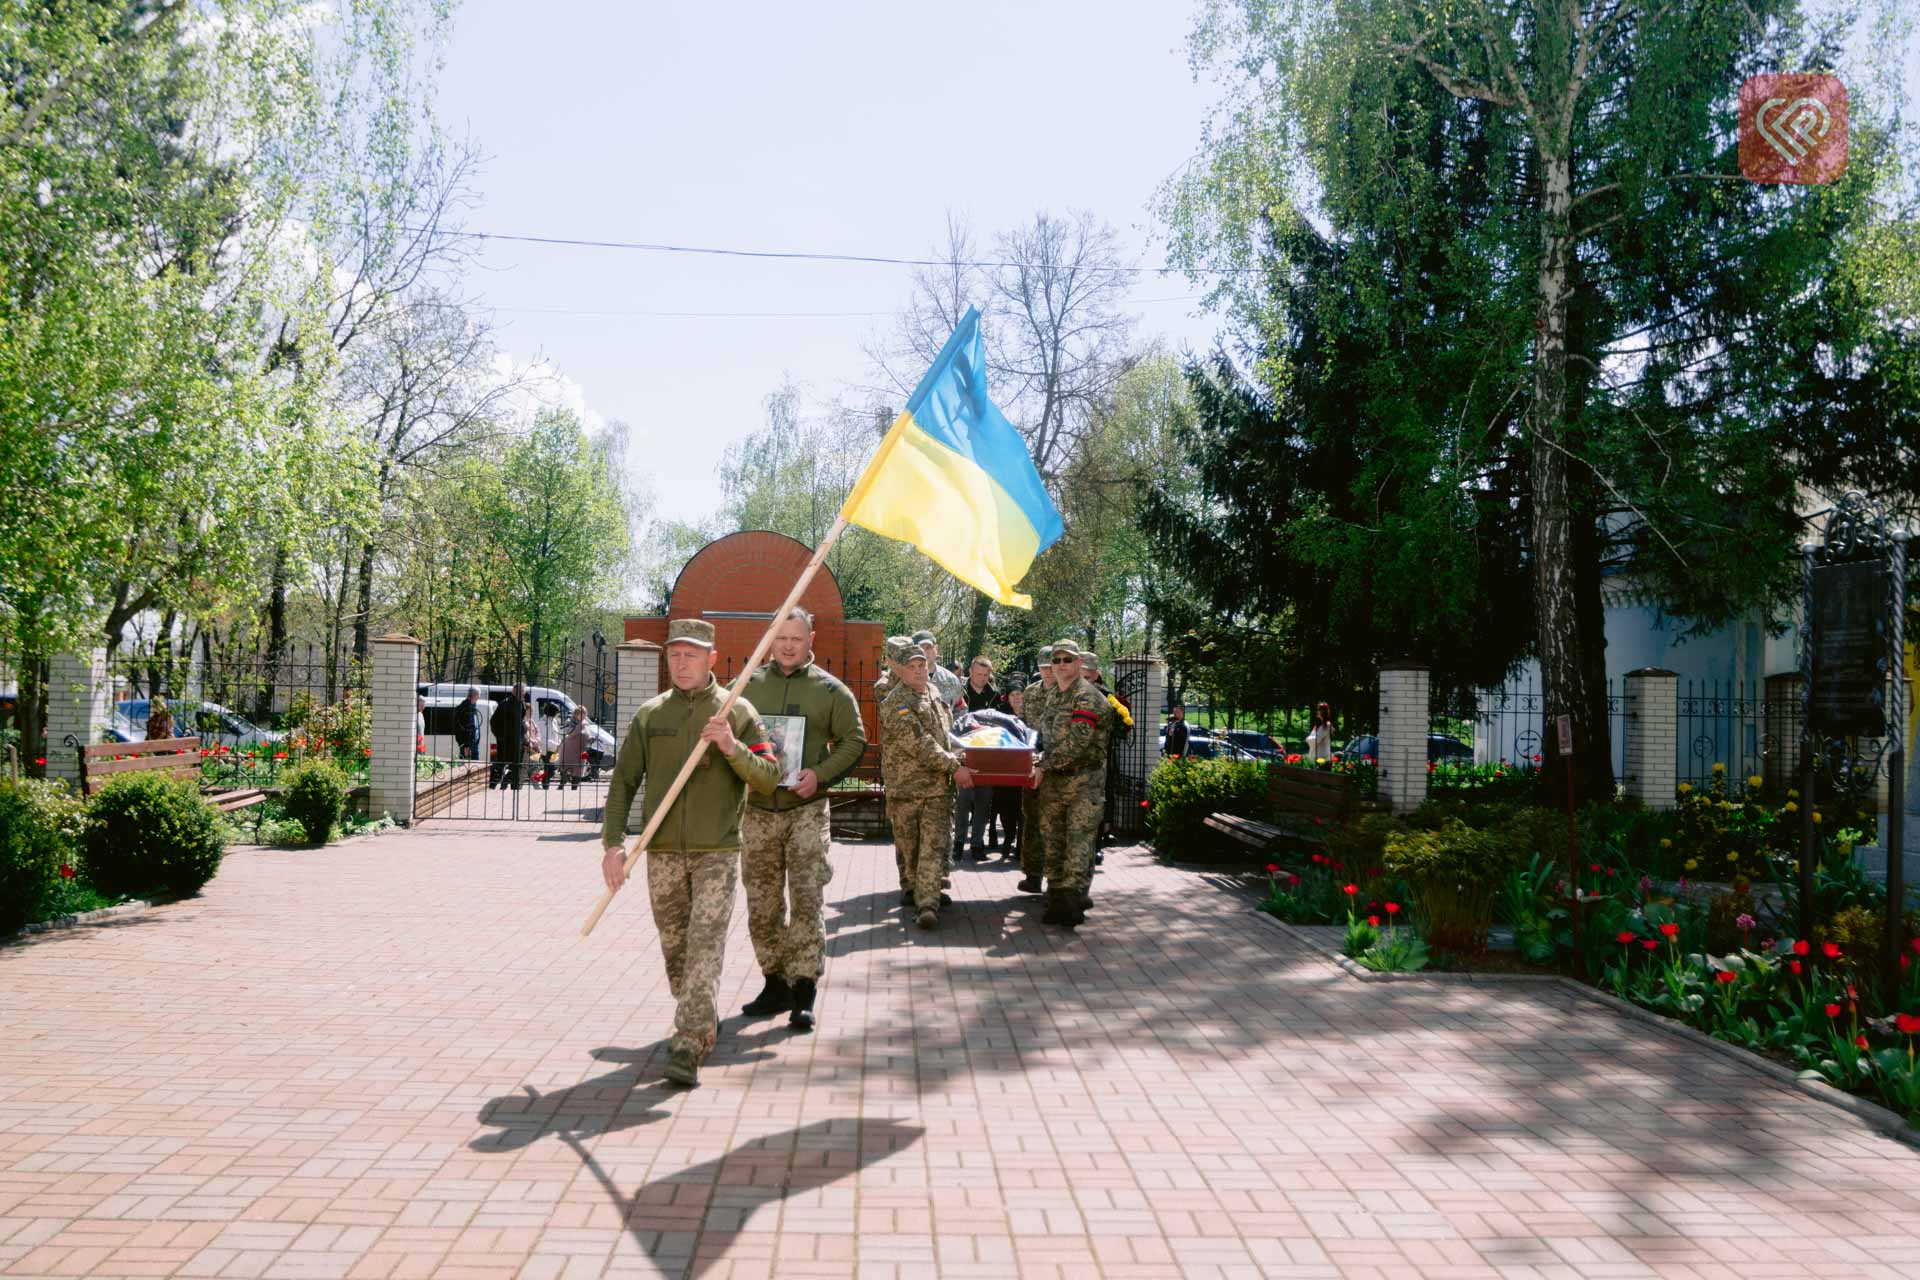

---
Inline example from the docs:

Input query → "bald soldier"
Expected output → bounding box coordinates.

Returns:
[879,635,975,930]
[600,618,780,1088]
[1030,639,1108,929]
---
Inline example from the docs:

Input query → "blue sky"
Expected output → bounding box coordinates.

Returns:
[432,0,1225,523]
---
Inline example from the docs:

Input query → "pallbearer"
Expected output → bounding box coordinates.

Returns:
[738,607,867,1031]
[879,635,976,930]
[1031,640,1107,929]
[600,619,780,1087]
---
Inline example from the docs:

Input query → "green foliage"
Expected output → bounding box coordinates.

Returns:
[1145,757,1270,860]
[281,760,351,846]
[1323,812,1406,870]
[83,775,225,898]
[1384,819,1524,955]
[286,693,372,761]
[0,778,85,932]
[1502,852,1561,965]
[1355,929,1430,973]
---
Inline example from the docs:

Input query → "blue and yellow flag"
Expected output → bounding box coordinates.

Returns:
[841,308,1062,608]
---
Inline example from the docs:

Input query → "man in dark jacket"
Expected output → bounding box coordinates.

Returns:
[956,655,1003,860]
[456,687,483,760]
[490,682,528,788]
[1163,703,1190,758]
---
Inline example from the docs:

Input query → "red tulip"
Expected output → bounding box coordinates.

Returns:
[1790,960,1803,975]
[1658,922,1680,938]
[1715,971,1737,985]
[1343,884,1358,896]
[1895,1013,1920,1035]
[1641,940,1659,952]
[1855,1035,1870,1050]
[1367,915,1380,927]
[1825,1003,1842,1018]
[1287,874,1300,886]
[59,864,75,879]
[1266,863,1280,874]
[1793,940,1811,956]
[33,756,45,766]
[1822,942,1841,959]
[1616,931,1635,944]
[1385,902,1400,915]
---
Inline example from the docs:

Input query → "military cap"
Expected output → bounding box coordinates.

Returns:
[885,635,925,664]
[1036,649,1054,668]
[665,618,715,649]
[1047,638,1082,659]
[910,629,937,646]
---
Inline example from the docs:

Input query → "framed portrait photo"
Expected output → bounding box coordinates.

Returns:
[761,714,807,788]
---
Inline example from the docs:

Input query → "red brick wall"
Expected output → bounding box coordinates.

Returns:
[625,531,888,739]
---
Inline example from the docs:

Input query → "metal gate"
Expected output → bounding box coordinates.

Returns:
[413,682,619,825]
[1105,667,1150,838]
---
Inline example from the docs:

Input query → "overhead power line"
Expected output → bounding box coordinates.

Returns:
[422,226,1254,276]
[482,294,1206,320]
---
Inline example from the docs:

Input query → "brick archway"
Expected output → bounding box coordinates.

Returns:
[625,531,888,737]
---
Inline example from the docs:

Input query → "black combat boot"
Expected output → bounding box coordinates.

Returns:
[741,974,791,1017]
[788,978,817,1032]
[1041,889,1066,924]
[1016,875,1043,894]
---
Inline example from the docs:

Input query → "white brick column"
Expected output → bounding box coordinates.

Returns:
[1624,667,1678,810]
[1377,661,1430,812]
[44,648,109,790]
[369,635,421,824]
[615,641,662,754]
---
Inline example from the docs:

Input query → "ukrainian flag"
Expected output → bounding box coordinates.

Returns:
[841,308,1063,608]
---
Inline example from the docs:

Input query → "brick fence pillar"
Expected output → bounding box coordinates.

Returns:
[1764,672,1802,797]
[1377,661,1430,812]
[1624,667,1678,810]
[44,648,109,791]
[615,641,662,754]
[368,635,421,824]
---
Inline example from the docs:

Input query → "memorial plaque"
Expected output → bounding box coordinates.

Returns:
[1810,560,1887,736]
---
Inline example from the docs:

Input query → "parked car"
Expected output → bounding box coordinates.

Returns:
[110,698,284,750]
[1220,729,1284,762]
[1335,733,1473,763]
[416,682,617,776]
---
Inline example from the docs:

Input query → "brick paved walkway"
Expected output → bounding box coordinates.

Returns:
[4,828,1919,1279]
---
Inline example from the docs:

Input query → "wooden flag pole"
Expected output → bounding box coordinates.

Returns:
[580,512,853,937]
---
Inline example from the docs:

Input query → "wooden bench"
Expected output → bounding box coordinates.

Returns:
[1202,764,1354,856]
[74,737,273,821]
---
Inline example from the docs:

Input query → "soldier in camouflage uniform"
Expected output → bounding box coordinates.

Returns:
[879,635,975,930]
[1031,639,1108,929]
[738,607,866,1032]
[601,619,781,1088]
[1015,650,1054,894]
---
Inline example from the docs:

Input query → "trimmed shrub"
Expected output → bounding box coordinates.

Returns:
[282,760,350,846]
[1144,757,1270,860]
[84,774,225,897]
[1384,818,1524,955]
[1,778,86,932]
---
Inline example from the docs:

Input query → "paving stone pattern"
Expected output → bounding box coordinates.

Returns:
[3,829,1919,1278]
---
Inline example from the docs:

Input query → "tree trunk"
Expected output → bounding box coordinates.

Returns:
[352,535,376,668]
[962,590,991,670]
[261,548,288,722]
[1531,144,1609,803]
[17,647,44,779]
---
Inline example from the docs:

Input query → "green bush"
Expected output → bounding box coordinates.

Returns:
[1384,818,1524,955]
[1145,757,1270,859]
[0,777,87,932]
[281,760,350,846]
[84,774,225,897]
[1323,811,1407,869]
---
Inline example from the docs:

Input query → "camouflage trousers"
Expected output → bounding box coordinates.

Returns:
[1020,784,1043,876]
[888,792,952,909]
[739,802,834,982]
[646,848,738,1060]
[1036,770,1103,895]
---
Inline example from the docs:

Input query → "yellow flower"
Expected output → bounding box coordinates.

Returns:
[1316,757,1327,766]
[1812,811,1823,824]
[1784,801,1799,813]
[1677,783,1693,795]
[1747,775,1763,789]
[1713,762,1727,774]
[1718,800,1734,811]
[1788,789,1799,800]
[1726,851,1739,862]
[1659,838,1673,848]
[1685,858,1699,870]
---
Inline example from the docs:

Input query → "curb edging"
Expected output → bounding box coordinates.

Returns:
[1250,907,1920,1151]
[15,896,164,938]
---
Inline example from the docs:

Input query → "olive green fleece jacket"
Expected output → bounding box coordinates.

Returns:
[741,657,868,812]
[601,677,781,852]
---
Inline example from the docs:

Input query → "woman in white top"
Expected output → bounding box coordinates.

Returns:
[1306,702,1333,765]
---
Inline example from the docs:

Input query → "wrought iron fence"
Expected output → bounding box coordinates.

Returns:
[1677,678,1768,786]
[107,641,368,736]
[1431,678,1629,785]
